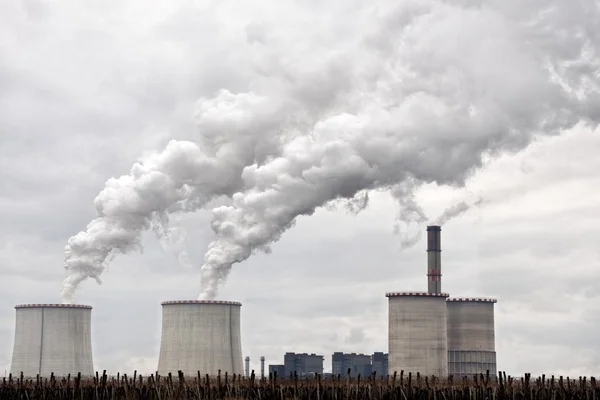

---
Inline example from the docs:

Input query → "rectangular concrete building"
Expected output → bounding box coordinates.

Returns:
[284,352,324,376]
[332,352,372,377]
[268,364,285,377]
[372,352,389,377]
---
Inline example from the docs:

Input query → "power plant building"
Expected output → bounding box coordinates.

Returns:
[332,352,372,377]
[9,304,94,377]
[371,352,389,377]
[6,226,497,379]
[269,364,285,377]
[387,225,498,378]
[157,300,243,376]
[283,352,324,376]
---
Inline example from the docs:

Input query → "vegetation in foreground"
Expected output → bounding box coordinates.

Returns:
[1,370,598,400]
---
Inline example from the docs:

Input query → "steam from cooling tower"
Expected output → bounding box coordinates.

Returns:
[61,85,345,303]
[62,1,600,303]
[194,3,600,300]
[62,90,304,303]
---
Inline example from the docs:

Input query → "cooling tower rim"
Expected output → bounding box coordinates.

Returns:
[15,303,92,309]
[447,297,497,303]
[386,291,449,298]
[161,300,242,306]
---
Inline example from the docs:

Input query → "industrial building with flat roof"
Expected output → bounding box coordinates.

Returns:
[331,352,388,377]
[266,353,324,377]
[269,364,286,378]
[372,352,389,377]
[284,352,324,376]
[332,352,372,377]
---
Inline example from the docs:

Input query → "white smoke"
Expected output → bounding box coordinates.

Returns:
[390,192,484,252]
[391,180,429,250]
[431,196,484,226]
[62,61,361,303]
[62,90,295,303]
[62,0,600,302]
[195,2,600,300]
[151,214,192,270]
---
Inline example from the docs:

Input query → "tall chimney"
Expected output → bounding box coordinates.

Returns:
[245,356,250,378]
[426,225,442,294]
[260,356,265,378]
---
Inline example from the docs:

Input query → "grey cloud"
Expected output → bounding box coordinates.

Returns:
[345,328,366,345]
[245,291,385,320]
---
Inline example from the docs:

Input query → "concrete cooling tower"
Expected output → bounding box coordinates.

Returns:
[157,300,243,376]
[10,304,94,377]
[386,292,449,377]
[446,298,497,377]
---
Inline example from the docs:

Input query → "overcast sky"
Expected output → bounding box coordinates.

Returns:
[1,0,599,378]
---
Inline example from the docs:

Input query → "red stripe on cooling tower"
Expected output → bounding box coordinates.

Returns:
[15,304,93,309]
[161,300,242,306]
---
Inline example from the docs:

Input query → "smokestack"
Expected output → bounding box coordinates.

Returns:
[426,225,442,294]
[245,356,250,378]
[10,304,94,377]
[260,356,265,378]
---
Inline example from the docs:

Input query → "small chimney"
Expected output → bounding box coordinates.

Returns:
[245,356,250,378]
[426,225,442,294]
[260,356,265,378]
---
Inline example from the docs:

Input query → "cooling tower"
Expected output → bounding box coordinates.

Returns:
[157,300,243,376]
[9,304,94,378]
[446,298,497,377]
[387,292,449,377]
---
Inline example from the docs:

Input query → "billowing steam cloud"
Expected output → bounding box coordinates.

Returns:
[62,90,302,303]
[63,0,600,303]
[195,3,600,299]
[62,65,358,303]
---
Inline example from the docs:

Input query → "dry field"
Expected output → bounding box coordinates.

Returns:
[1,370,597,400]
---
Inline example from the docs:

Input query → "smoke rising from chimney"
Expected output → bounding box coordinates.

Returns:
[62,1,600,303]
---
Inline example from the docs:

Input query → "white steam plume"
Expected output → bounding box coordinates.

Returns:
[431,196,484,226]
[393,193,483,251]
[62,0,600,303]
[61,89,316,303]
[196,1,600,300]
[391,180,429,250]
[62,37,363,304]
